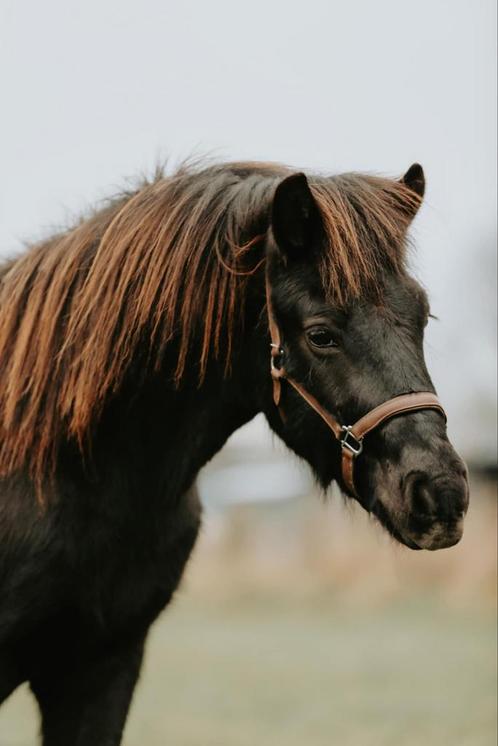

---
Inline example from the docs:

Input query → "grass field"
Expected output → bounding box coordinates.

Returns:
[1,596,495,746]
[132,596,495,746]
[0,477,496,746]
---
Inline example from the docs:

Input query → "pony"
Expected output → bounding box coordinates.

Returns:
[0,160,469,745]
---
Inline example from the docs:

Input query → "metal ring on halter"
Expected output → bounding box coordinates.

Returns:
[270,343,284,372]
[340,425,364,456]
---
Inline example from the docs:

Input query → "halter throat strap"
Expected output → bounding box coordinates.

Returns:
[265,275,446,496]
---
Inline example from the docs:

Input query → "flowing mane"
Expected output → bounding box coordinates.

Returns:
[0,161,421,484]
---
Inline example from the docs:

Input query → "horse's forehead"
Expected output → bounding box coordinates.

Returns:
[275,266,426,316]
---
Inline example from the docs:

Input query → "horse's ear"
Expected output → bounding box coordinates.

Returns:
[271,172,323,259]
[400,163,425,199]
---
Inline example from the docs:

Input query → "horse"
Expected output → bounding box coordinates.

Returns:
[0,160,469,745]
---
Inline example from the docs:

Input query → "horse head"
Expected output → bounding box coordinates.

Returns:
[264,166,469,550]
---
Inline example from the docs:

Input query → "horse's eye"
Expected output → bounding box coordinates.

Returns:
[306,327,338,349]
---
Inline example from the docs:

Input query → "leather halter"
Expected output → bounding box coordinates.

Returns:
[265,274,446,497]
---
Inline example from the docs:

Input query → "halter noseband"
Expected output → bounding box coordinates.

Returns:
[265,274,446,497]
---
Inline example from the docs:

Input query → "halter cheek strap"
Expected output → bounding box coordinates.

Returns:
[265,276,446,497]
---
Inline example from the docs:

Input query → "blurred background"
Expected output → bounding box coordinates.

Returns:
[0,1,496,744]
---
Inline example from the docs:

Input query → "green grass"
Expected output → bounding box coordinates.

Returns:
[2,595,495,746]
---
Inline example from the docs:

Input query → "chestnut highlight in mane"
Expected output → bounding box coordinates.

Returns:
[0,161,421,485]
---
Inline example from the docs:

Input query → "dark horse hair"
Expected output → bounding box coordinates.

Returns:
[0,161,419,493]
[0,160,468,746]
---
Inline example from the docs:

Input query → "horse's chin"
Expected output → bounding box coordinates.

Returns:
[369,498,422,550]
[331,474,421,550]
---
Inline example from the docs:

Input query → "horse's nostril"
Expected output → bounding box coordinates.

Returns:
[404,473,435,517]
[404,471,469,523]
[413,483,435,517]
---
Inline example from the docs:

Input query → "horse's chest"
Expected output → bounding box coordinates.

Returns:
[78,490,202,634]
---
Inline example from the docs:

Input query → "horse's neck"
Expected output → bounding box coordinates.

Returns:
[83,311,267,506]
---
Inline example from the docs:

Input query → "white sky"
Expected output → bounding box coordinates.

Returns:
[0,0,496,462]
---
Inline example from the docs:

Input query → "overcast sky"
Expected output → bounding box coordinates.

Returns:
[0,0,496,462]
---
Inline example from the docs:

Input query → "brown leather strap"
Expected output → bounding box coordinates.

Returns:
[265,273,446,497]
[349,392,446,441]
[286,378,343,439]
[340,392,446,495]
[287,386,445,495]
[342,449,356,496]
[265,276,283,407]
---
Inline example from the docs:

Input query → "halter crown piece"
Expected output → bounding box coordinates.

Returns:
[265,273,446,497]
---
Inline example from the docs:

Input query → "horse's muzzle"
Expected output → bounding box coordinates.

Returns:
[403,471,470,550]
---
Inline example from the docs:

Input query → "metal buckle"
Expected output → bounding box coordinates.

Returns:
[340,426,363,455]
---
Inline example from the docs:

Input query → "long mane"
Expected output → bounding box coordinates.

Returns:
[0,161,420,485]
